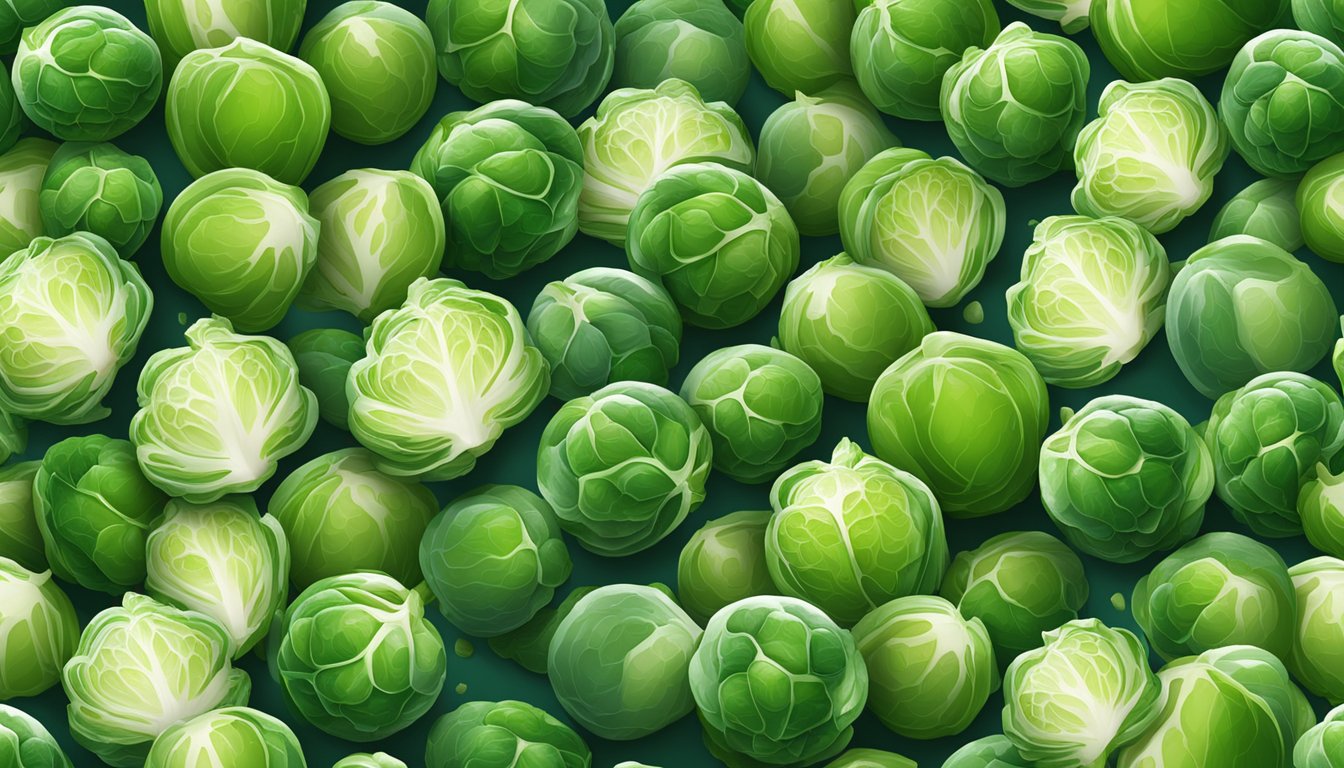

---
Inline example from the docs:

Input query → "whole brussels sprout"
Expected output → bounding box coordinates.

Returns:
[0,138,55,256]
[1090,0,1287,80]
[940,531,1088,661]
[681,345,823,484]
[145,707,304,768]
[1296,704,1344,768]
[1287,557,1344,703]
[162,168,319,332]
[868,332,1049,517]
[0,557,77,700]
[0,462,42,571]
[335,754,407,768]
[424,700,591,768]
[287,328,362,431]
[39,142,162,258]
[613,0,749,105]
[825,749,915,768]
[689,596,868,766]
[13,6,162,141]
[412,100,582,279]
[766,438,948,625]
[677,510,773,625]
[166,37,330,185]
[578,79,755,246]
[299,1,436,145]
[527,267,682,401]
[348,278,548,480]
[839,148,1005,309]
[273,571,446,741]
[33,434,168,593]
[144,0,305,66]
[487,585,597,675]
[1301,465,1344,558]
[1132,532,1296,662]
[0,232,151,424]
[0,0,64,54]
[940,22,1089,187]
[538,381,711,557]
[942,736,1032,768]
[1210,177,1305,252]
[1299,152,1344,262]
[743,0,853,96]
[1166,237,1338,399]
[63,593,251,767]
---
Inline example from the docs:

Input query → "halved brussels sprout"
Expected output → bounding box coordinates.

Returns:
[0,137,55,257]
[677,510,773,625]
[286,328,363,431]
[1287,557,1344,704]
[613,0,749,105]
[0,461,41,571]
[0,704,72,767]
[743,0,853,96]
[1299,152,1344,262]
[144,0,305,66]
[39,142,162,258]
[424,700,591,768]
[0,557,77,700]
[1090,0,1287,80]
[1210,177,1304,252]
[144,707,304,768]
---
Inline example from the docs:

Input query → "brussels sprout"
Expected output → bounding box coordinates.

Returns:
[63,594,251,767]
[335,754,407,768]
[538,382,711,557]
[162,168,319,332]
[273,571,446,741]
[0,704,72,767]
[348,278,548,480]
[1287,557,1344,703]
[0,232,151,424]
[1299,152,1344,262]
[527,267,682,401]
[144,0,305,66]
[1090,0,1287,80]
[33,434,168,593]
[839,148,1005,309]
[689,596,868,766]
[1166,237,1338,399]
[1296,704,1344,768]
[424,700,592,768]
[852,0,999,122]
[577,79,755,246]
[613,0,749,105]
[144,497,288,659]
[1301,465,1344,558]
[287,328,363,431]
[145,707,304,768]
[942,736,1032,768]
[825,749,916,768]
[12,7,162,141]
[298,169,443,322]
[131,317,316,502]
[420,485,571,638]
[0,462,42,571]
[166,37,330,185]
[941,22,1089,187]
[627,162,798,328]
[743,0,853,96]
[868,332,1049,517]
[0,558,77,700]
[39,143,163,258]
[0,138,55,257]
[487,585,597,675]
[1132,532,1296,662]
[677,511,773,625]
[1209,177,1305,252]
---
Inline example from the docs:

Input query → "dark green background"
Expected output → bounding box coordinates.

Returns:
[10,0,1343,765]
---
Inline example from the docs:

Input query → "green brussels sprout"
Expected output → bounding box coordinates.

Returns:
[0,0,64,54]
[298,1,435,145]
[348,278,548,480]
[39,142,163,258]
[578,79,755,246]
[677,510,773,625]
[839,148,1005,308]
[420,485,572,638]
[825,749,916,768]
[1166,237,1338,399]
[334,754,407,768]
[0,231,151,424]
[1287,557,1344,704]
[1296,704,1344,768]
[0,138,56,257]
[1090,0,1287,81]
[131,317,316,502]
[0,461,42,571]
[162,168,319,332]
[942,736,1032,768]
[1132,532,1296,662]
[487,585,597,675]
[144,497,288,659]
[33,434,168,593]
[940,22,1089,187]
[424,700,592,768]
[273,571,446,741]
[62,593,251,767]
[144,0,306,66]
[852,595,996,739]
[613,0,749,105]
[1209,177,1305,252]
[287,328,363,431]
[548,584,702,740]
[1039,396,1212,563]
[1007,0,1091,32]
[144,707,304,768]
[411,100,582,279]
[270,449,436,590]
[1301,465,1344,558]
[743,0,853,96]
[1007,216,1171,388]
[538,381,711,556]
[166,37,330,185]
[13,7,162,142]
[681,345,823,484]
[0,704,72,766]
[1299,152,1344,262]
[527,267,682,401]
[0,557,77,700]
[298,169,444,322]
[868,332,1049,517]
[851,0,999,122]
[627,162,798,328]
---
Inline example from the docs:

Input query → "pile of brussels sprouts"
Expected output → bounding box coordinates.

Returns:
[3,0,1344,766]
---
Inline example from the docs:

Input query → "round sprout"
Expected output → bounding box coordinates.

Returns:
[0,231,151,424]
[1210,177,1304,252]
[412,100,582,279]
[143,0,305,66]
[167,37,330,185]
[1296,704,1344,768]
[677,510,774,625]
[941,22,1089,187]
[1301,465,1344,559]
[1006,216,1171,389]
[13,6,162,141]
[0,0,64,53]
[335,754,407,768]
[1090,0,1286,80]
[0,704,72,767]
[0,557,78,699]
[613,0,749,105]
[287,328,362,431]
[144,707,304,768]
[743,0,853,96]
[39,142,163,258]
[868,332,1049,517]
[1299,152,1344,262]
[348,278,548,480]
[943,736,1032,768]
[538,382,711,556]
[273,571,447,741]
[0,462,42,571]
[425,700,592,768]
[766,439,948,625]
[162,168,319,332]
[1166,237,1338,399]
[1132,532,1296,662]
[825,749,916,768]
[488,585,596,675]
[1287,557,1344,704]
[839,148,1005,309]
[0,138,56,256]
[527,267,682,401]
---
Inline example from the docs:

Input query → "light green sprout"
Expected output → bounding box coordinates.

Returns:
[287,328,363,431]
[743,0,853,96]
[143,0,305,66]
[1295,704,1344,768]
[39,142,162,258]
[1210,177,1304,252]
[0,704,73,767]
[1301,465,1344,559]
[0,138,56,256]
[1090,0,1287,80]
[0,557,77,700]
[825,749,917,768]
[488,585,597,675]
[943,736,1032,768]
[677,510,774,625]
[334,754,407,768]
[424,700,592,768]
[144,707,304,768]
[0,462,42,571]
[1287,557,1344,704]
[613,0,749,105]
[1299,152,1344,263]
[1008,0,1091,31]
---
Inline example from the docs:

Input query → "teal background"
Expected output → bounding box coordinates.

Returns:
[9,0,1344,766]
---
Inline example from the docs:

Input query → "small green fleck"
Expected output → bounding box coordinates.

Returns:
[177,312,188,325]
[454,638,474,658]
[962,301,984,325]
[455,682,467,695]
[1110,592,1126,611]
[1059,406,1075,424]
